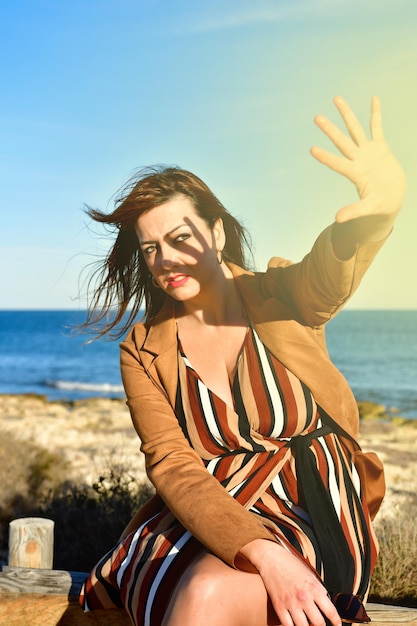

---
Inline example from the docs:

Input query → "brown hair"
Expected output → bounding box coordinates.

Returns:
[82,165,253,338]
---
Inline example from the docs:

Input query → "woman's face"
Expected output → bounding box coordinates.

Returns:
[135,194,225,303]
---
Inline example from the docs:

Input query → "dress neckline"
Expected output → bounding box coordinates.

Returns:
[178,326,252,411]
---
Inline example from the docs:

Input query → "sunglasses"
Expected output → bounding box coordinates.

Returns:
[332,593,371,624]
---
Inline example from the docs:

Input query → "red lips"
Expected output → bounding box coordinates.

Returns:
[166,274,189,288]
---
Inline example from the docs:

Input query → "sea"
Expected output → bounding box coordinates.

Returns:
[0,310,416,419]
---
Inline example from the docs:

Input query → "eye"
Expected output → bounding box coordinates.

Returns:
[174,233,191,244]
[142,244,157,255]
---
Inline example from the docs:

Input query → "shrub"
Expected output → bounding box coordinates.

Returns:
[370,499,417,606]
[33,468,154,571]
[0,431,153,571]
[0,431,69,559]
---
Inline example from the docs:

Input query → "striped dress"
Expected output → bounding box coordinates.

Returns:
[81,326,378,625]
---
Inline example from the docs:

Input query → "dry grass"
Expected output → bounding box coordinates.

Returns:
[0,431,69,553]
[370,498,417,606]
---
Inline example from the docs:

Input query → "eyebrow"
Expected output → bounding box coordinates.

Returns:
[139,223,189,246]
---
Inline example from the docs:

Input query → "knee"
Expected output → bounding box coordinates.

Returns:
[163,557,269,626]
[176,564,223,610]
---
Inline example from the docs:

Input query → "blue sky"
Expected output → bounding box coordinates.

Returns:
[1,0,416,309]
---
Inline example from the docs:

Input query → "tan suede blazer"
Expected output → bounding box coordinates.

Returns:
[119,226,386,567]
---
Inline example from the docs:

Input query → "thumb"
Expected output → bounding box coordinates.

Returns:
[335,198,375,223]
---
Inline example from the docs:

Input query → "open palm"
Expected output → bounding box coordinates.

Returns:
[311,97,407,224]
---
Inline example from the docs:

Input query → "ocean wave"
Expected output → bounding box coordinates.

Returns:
[45,380,125,394]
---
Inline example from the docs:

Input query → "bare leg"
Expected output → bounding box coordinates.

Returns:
[161,551,279,626]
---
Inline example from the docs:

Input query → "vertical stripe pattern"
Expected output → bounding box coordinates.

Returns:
[80,327,378,625]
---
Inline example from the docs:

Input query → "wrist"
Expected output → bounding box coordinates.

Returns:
[237,538,285,573]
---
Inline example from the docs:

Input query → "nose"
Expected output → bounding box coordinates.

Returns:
[158,242,179,269]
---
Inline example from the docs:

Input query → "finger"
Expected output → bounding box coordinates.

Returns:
[310,146,354,180]
[288,608,310,626]
[333,96,368,146]
[314,114,357,159]
[315,595,342,626]
[303,602,331,626]
[275,607,295,626]
[370,95,385,141]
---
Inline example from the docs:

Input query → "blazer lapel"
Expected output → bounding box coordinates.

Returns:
[139,298,178,409]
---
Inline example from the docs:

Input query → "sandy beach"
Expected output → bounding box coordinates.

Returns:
[0,394,146,488]
[1,394,416,518]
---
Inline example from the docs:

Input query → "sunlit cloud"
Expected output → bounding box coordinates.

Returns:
[174,0,417,34]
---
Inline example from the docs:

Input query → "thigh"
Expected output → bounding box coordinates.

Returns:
[162,550,279,626]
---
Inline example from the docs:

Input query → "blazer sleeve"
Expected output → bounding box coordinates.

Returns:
[262,225,387,327]
[120,333,278,569]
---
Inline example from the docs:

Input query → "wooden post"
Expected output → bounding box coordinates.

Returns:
[8,517,54,569]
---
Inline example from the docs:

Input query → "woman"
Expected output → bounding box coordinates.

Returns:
[80,97,406,626]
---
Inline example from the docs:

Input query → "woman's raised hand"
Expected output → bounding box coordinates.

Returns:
[311,97,407,226]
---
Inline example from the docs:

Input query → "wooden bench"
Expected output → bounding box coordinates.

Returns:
[2,566,417,626]
[0,566,130,625]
